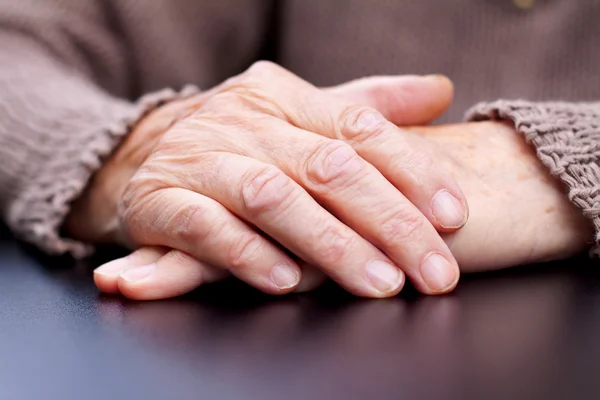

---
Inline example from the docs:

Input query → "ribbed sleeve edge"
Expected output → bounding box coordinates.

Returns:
[9,85,200,258]
[466,99,600,257]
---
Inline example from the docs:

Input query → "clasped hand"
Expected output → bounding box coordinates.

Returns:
[67,62,590,300]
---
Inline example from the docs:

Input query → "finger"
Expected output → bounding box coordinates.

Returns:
[117,249,229,300]
[335,112,468,232]
[258,123,460,294]
[169,151,406,298]
[325,74,454,125]
[122,187,303,295]
[115,254,324,299]
[95,246,322,299]
[231,62,467,233]
[191,73,453,126]
[315,86,468,233]
[94,246,168,294]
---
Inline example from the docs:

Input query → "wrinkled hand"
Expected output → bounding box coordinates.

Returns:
[409,122,593,271]
[68,62,467,299]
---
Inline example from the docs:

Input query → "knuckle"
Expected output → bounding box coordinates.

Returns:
[120,171,150,214]
[119,172,165,241]
[241,165,296,216]
[167,202,214,245]
[314,224,356,266]
[339,105,388,142]
[245,60,282,77]
[227,232,263,269]
[213,75,285,119]
[378,207,425,245]
[305,140,364,190]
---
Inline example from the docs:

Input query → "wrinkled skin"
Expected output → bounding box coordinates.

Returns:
[411,122,591,271]
[67,63,592,301]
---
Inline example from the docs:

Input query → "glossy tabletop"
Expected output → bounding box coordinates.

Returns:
[1,224,600,400]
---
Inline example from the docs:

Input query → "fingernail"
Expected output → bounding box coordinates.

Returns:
[431,190,467,229]
[366,260,403,293]
[94,258,128,277]
[120,264,156,282]
[420,253,458,293]
[271,265,300,290]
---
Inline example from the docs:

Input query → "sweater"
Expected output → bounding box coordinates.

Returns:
[1,0,599,257]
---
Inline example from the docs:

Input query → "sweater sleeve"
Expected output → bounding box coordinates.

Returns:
[0,6,199,257]
[466,100,600,256]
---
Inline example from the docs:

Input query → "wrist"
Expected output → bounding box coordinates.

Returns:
[533,170,594,262]
[485,122,594,261]
[413,121,594,271]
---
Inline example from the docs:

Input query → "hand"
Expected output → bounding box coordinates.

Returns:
[69,62,468,299]
[408,122,593,270]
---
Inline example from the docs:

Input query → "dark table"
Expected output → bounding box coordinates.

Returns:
[2,224,600,400]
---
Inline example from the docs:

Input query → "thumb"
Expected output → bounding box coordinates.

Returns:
[324,75,454,125]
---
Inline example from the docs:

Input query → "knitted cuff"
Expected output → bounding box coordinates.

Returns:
[8,85,200,258]
[466,99,600,256]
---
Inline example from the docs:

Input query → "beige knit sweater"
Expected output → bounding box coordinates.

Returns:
[1,0,600,257]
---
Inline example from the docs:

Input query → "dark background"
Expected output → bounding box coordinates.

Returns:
[2,223,600,400]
